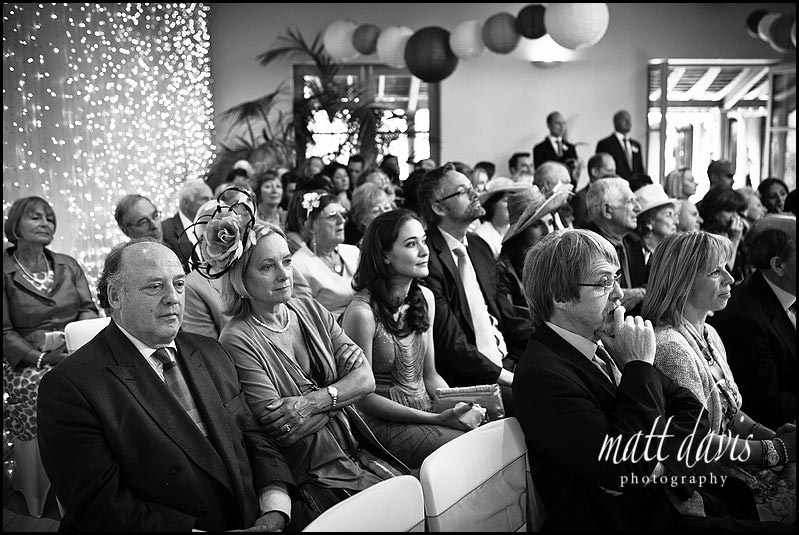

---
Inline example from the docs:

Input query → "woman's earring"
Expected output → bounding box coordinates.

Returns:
[311,233,317,256]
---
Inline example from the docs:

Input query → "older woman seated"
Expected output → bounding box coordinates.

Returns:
[642,231,795,523]
[291,191,360,318]
[346,183,394,246]
[340,210,482,468]
[634,183,677,263]
[210,217,408,527]
[4,196,99,444]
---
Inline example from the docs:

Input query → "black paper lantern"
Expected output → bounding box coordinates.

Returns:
[353,24,381,55]
[482,12,521,54]
[746,9,769,38]
[404,26,458,83]
[768,13,796,53]
[516,4,547,39]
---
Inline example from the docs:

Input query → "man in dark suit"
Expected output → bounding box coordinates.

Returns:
[572,152,617,229]
[38,239,295,531]
[416,164,532,404]
[595,110,644,181]
[161,178,213,273]
[514,229,769,531]
[585,177,647,313]
[532,111,578,168]
[710,215,796,429]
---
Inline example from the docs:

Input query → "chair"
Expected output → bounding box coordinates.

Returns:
[64,317,110,352]
[302,475,425,532]
[420,417,541,532]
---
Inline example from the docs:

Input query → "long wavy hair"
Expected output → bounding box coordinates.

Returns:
[352,209,429,337]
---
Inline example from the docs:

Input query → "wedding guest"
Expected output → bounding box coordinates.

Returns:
[473,177,530,258]
[758,178,790,214]
[699,186,747,283]
[215,221,407,527]
[739,186,767,228]
[634,183,677,263]
[253,169,286,229]
[291,192,359,318]
[346,154,365,184]
[595,110,644,181]
[323,161,352,211]
[676,199,704,232]
[642,230,796,523]
[161,179,213,273]
[4,196,99,444]
[341,210,481,468]
[279,170,301,211]
[710,215,797,429]
[707,160,735,189]
[347,183,394,247]
[115,194,163,241]
[663,167,698,200]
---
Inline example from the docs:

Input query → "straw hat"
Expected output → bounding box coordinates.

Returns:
[635,183,677,214]
[502,185,566,244]
[478,176,530,205]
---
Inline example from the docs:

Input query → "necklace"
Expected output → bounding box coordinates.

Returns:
[319,247,343,275]
[13,251,50,280]
[251,308,290,333]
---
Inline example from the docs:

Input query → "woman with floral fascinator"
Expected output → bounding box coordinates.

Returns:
[290,191,360,318]
[207,213,409,529]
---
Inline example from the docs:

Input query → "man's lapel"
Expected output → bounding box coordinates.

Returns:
[104,321,232,492]
[429,227,471,322]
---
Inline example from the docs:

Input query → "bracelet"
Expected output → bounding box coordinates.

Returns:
[773,437,789,464]
[36,352,46,369]
[748,422,761,438]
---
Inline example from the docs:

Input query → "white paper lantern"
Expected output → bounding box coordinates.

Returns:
[544,3,609,50]
[323,20,359,61]
[376,26,414,69]
[450,20,485,60]
[756,12,781,43]
[792,20,796,47]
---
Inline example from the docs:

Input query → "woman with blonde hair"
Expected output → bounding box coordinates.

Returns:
[642,231,795,522]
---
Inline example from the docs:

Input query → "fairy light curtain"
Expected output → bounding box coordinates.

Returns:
[2,3,215,296]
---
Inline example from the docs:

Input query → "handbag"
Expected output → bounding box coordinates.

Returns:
[432,384,505,423]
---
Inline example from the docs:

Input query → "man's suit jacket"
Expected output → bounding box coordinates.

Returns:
[709,271,797,429]
[513,324,710,531]
[37,320,295,531]
[421,227,531,387]
[162,213,197,273]
[595,134,644,181]
[532,137,578,168]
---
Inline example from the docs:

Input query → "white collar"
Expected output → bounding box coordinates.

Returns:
[545,320,599,363]
[116,322,177,359]
[439,226,469,252]
[614,131,629,142]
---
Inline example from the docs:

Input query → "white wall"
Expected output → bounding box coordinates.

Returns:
[208,3,796,177]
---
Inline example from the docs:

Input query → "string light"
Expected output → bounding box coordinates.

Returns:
[2,3,215,298]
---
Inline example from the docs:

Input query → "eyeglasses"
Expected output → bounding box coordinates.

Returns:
[436,185,476,203]
[577,272,622,294]
[127,211,161,229]
[322,209,349,222]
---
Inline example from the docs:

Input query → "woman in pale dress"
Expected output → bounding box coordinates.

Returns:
[642,231,795,523]
[341,210,481,468]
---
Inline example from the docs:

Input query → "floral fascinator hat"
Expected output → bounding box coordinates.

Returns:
[181,187,263,279]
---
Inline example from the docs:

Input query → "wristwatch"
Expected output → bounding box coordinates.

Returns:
[762,440,780,468]
[326,385,339,409]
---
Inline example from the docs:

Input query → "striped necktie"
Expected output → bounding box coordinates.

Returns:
[594,345,618,387]
[152,347,209,436]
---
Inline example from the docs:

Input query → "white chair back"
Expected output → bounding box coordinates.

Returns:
[64,317,110,352]
[420,417,530,532]
[302,475,424,532]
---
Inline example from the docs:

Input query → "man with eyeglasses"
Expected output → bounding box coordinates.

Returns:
[513,229,776,532]
[585,178,647,313]
[416,163,533,413]
[115,194,164,242]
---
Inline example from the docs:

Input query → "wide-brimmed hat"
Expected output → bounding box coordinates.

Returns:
[635,183,677,214]
[502,184,569,244]
[478,176,530,205]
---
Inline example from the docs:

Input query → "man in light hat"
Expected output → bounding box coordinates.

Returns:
[473,176,530,259]
[416,163,534,410]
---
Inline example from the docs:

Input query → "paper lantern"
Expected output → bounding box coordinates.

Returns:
[516,4,547,39]
[757,12,781,43]
[376,26,414,69]
[323,20,359,61]
[482,12,520,54]
[545,3,609,50]
[768,13,795,53]
[353,24,381,55]
[745,9,769,38]
[450,20,485,60]
[405,26,458,83]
